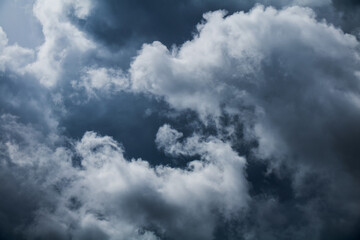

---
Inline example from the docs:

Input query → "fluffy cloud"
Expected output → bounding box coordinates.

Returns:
[0,116,248,239]
[74,67,129,98]
[130,5,360,170]
[1,1,360,239]
[75,0,333,53]
[129,6,360,238]
[24,0,95,87]
[0,27,35,73]
[0,30,56,134]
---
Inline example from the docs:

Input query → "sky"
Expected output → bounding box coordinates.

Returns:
[0,0,360,239]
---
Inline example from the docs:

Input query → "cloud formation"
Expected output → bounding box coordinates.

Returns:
[0,116,248,239]
[130,5,360,173]
[129,5,360,238]
[0,0,360,239]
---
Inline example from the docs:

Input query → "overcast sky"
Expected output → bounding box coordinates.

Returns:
[0,0,360,239]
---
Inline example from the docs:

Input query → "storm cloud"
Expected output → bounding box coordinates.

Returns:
[0,0,360,239]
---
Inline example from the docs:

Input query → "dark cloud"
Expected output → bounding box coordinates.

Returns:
[333,0,360,9]
[0,0,360,240]
[129,5,360,239]
[75,0,248,47]
[330,0,360,35]
[0,71,55,134]
[74,0,360,55]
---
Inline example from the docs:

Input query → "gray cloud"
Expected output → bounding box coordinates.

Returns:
[0,0,360,239]
[0,116,249,240]
[130,5,360,172]
[129,5,360,238]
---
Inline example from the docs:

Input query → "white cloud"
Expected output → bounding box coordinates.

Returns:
[25,0,95,87]
[0,116,248,240]
[1,1,360,239]
[155,124,184,155]
[74,67,130,97]
[130,5,360,168]
[66,127,248,239]
[0,27,35,72]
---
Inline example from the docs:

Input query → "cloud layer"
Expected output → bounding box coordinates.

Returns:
[0,0,360,239]
[0,116,248,240]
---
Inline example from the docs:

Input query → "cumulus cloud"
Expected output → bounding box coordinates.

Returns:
[0,27,35,73]
[0,29,56,134]
[130,5,360,170]
[129,6,360,237]
[75,0,333,52]
[1,0,360,239]
[24,0,95,87]
[0,115,248,239]
[73,67,129,98]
